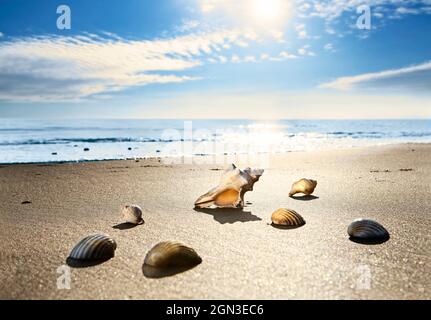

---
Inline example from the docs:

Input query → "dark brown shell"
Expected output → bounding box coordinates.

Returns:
[144,241,202,268]
[348,219,389,240]
[68,234,116,261]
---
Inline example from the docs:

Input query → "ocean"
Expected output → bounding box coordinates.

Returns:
[0,119,430,164]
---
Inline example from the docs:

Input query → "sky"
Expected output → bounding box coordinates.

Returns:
[0,0,430,119]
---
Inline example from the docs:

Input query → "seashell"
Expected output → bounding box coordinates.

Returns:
[194,164,264,209]
[144,241,202,268]
[348,219,389,240]
[271,208,305,228]
[289,178,317,197]
[121,205,144,225]
[68,234,116,261]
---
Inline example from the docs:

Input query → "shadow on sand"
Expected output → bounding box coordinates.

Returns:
[194,207,261,224]
[66,257,113,268]
[270,223,305,230]
[289,195,319,201]
[349,236,390,245]
[142,264,199,279]
[112,221,144,230]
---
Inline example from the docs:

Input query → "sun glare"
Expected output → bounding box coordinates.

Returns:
[251,0,285,23]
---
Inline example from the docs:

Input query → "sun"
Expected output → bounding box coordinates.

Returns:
[251,0,285,23]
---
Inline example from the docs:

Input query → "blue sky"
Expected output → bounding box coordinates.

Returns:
[0,0,430,119]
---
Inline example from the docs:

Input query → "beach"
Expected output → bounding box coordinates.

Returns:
[0,143,430,300]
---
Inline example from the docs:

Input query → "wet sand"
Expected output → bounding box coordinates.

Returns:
[0,143,430,299]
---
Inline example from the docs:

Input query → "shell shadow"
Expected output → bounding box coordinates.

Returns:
[66,257,112,268]
[349,235,390,245]
[193,208,261,224]
[112,221,144,230]
[270,223,305,230]
[289,195,319,201]
[142,264,198,279]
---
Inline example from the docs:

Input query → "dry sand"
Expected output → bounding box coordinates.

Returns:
[0,143,430,299]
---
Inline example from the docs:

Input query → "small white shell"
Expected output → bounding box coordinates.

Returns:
[122,205,144,225]
[348,219,389,240]
[68,234,116,261]
[271,208,305,227]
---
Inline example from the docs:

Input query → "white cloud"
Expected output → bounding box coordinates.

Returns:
[295,23,308,39]
[324,43,335,52]
[176,20,200,33]
[0,32,3,38]
[298,0,431,20]
[297,0,431,36]
[243,55,257,63]
[0,30,267,101]
[277,51,298,59]
[231,54,240,63]
[297,45,315,56]
[218,55,228,63]
[320,61,431,92]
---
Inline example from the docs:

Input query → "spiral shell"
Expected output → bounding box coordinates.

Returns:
[348,219,389,240]
[122,205,144,225]
[271,208,305,227]
[289,178,317,197]
[194,164,264,209]
[68,234,117,261]
[144,241,202,268]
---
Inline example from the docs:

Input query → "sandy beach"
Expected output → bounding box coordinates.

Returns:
[0,143,430,300]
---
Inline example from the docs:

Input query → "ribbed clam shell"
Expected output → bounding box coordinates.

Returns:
[289,178,317,197]
[122,205,144,225]
[144,241,202,268]
[348,219,389,239]
[271,208,305,227]
[69,234,116,260]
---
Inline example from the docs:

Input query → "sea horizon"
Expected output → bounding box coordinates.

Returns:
[1,118,430,164]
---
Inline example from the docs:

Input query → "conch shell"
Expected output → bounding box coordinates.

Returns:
[289,178,317,197]
[194,164,264,209]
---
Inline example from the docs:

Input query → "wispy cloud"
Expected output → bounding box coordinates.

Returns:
[320,61,431,92]
[297,0,431,20]
[0,30,275,102]
[297,0,431,37]
[295,23,308,39]
[323,43,336,52]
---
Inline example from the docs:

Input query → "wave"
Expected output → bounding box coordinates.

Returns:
[1,131,431,146]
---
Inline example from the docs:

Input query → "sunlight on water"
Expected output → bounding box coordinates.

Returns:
[0,119,430,164]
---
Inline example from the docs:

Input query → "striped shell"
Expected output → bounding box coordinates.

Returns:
[271,208,305,227]
[122,205,144,225]
[144,241,202,268]
[68,234,117,260]
[289,178,317,197]
[348,219,389,240]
